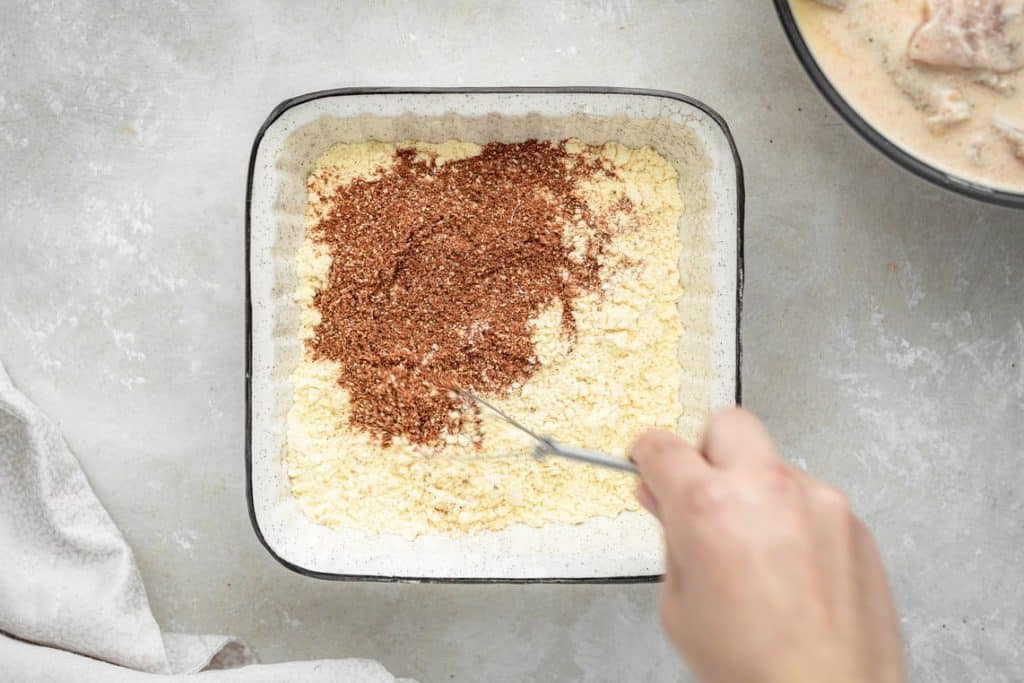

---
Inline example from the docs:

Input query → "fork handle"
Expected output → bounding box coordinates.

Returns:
[538,441,639,474]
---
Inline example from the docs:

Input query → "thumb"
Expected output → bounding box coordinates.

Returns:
[628,429,712,509]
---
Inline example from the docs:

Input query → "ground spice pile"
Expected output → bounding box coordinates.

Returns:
[307,141,626,446]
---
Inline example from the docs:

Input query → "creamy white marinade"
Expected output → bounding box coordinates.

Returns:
[286,139,710,538]
[793,0,1024,192]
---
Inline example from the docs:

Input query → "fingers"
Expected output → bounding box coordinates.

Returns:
[629,429,712,505]
[635,480,659,518]
[700,407,780,469]
[801,477,856,609]
[852,524,905,676]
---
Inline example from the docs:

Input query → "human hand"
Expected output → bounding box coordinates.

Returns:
[629,408,905,683]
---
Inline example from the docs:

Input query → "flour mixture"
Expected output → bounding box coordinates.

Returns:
[286,138,705,537]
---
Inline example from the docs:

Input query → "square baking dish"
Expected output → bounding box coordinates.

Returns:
[246,87,744,582]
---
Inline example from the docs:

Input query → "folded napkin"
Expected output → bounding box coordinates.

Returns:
[0,362,413,682]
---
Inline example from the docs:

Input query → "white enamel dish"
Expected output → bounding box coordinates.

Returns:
[245,87,744,582]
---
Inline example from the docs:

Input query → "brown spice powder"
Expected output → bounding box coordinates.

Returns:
[307,140,627,446]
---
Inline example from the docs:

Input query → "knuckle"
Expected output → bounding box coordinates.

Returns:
[816,485,852,517]
[763,462,796,489]
[705,406,758,441]
[851,516,873,544]
[683,479,726,515]
[746,462,797,498]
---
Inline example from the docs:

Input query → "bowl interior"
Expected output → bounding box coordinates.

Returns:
[773,1,1024,209]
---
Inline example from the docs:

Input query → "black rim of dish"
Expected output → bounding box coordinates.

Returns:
[774,0,1024,210]
[245,86,746,583]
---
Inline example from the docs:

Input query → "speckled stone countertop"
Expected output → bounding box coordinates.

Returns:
[1,1,1021,681]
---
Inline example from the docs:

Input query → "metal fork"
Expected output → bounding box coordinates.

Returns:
[454,389,639,475]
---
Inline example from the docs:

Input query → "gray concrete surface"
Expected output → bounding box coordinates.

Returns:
[2,1,1022,681]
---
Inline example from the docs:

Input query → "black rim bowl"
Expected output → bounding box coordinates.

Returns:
[774,0,1024,210]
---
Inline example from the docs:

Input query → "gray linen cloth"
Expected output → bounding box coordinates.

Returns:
[0,362,413,682]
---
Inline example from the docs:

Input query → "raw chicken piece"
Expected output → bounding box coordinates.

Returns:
[909,0,1024,73]
[993,116,1024,160]
[926,86,973,130]
[886,58,975,129]
[971,70,1017,92]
